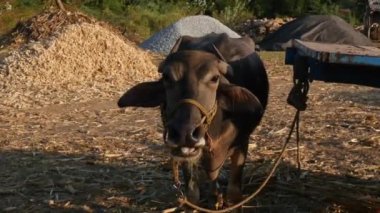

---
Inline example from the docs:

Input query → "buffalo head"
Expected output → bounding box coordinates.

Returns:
[118,42,262,162]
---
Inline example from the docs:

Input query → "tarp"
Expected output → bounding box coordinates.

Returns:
[259,15,373,51]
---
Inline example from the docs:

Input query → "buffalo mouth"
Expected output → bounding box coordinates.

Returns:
[170,146,202,160]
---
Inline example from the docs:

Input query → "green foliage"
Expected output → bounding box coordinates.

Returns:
[80,0,195,39]
[188,0,252,25]
[215,0,252,25]
[123,1,194,38]
[16,0,44,8]
[0,0,368,39]
[248,0,361,25]
[0,0,45,36]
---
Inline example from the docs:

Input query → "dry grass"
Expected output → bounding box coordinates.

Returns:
[0,37,379,212]
[0,6,379,212]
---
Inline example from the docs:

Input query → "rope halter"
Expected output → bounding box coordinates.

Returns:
[161,99,218,139]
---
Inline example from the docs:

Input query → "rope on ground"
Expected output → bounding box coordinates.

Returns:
[173,110,301,213]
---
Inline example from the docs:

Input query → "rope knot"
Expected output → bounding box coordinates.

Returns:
[161,99,218,134]
[179,99,218,130]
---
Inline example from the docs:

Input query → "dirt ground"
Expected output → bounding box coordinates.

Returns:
[0,52,379,213]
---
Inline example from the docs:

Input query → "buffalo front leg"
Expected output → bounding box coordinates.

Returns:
[182,162,200,205]
[227,146,247,206]
[208,180,224,209]
[205,152,226,209]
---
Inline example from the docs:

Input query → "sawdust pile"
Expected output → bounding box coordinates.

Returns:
[0,12,158,109]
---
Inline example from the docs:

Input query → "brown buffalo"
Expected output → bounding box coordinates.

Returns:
[118,33,269,209]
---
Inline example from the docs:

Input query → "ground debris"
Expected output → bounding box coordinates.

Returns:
[0,49,379,212]
[0,10,94,48]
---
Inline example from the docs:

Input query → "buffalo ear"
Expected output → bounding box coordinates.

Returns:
[213,44,233,77]
[218,84,263,116]
[118,80,165,108]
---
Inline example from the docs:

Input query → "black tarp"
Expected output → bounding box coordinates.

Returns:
[259,15,373,51]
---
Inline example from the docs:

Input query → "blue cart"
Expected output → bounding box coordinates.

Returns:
[285,39,380,88]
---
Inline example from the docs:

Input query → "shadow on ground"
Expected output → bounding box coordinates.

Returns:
[328,88,380,107]
[243,160,379,213]
[1,149,379,212]
[0,150,175,212]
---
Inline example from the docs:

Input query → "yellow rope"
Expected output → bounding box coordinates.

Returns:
[177,99,218,129]
[174,110,301,213]
[162,99,218,132]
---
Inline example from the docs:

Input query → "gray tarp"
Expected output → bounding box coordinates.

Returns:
[259,15,373,51]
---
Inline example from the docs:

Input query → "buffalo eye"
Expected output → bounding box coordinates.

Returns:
[210,75,220,83]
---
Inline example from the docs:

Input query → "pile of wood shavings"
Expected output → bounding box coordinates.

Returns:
[0,19,158,109]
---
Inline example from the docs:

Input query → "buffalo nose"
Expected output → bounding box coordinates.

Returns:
[166,123,205,147]
[189,125,202,142]
[167,124,181,144]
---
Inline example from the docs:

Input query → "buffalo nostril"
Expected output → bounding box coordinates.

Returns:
[190,126,202,142]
